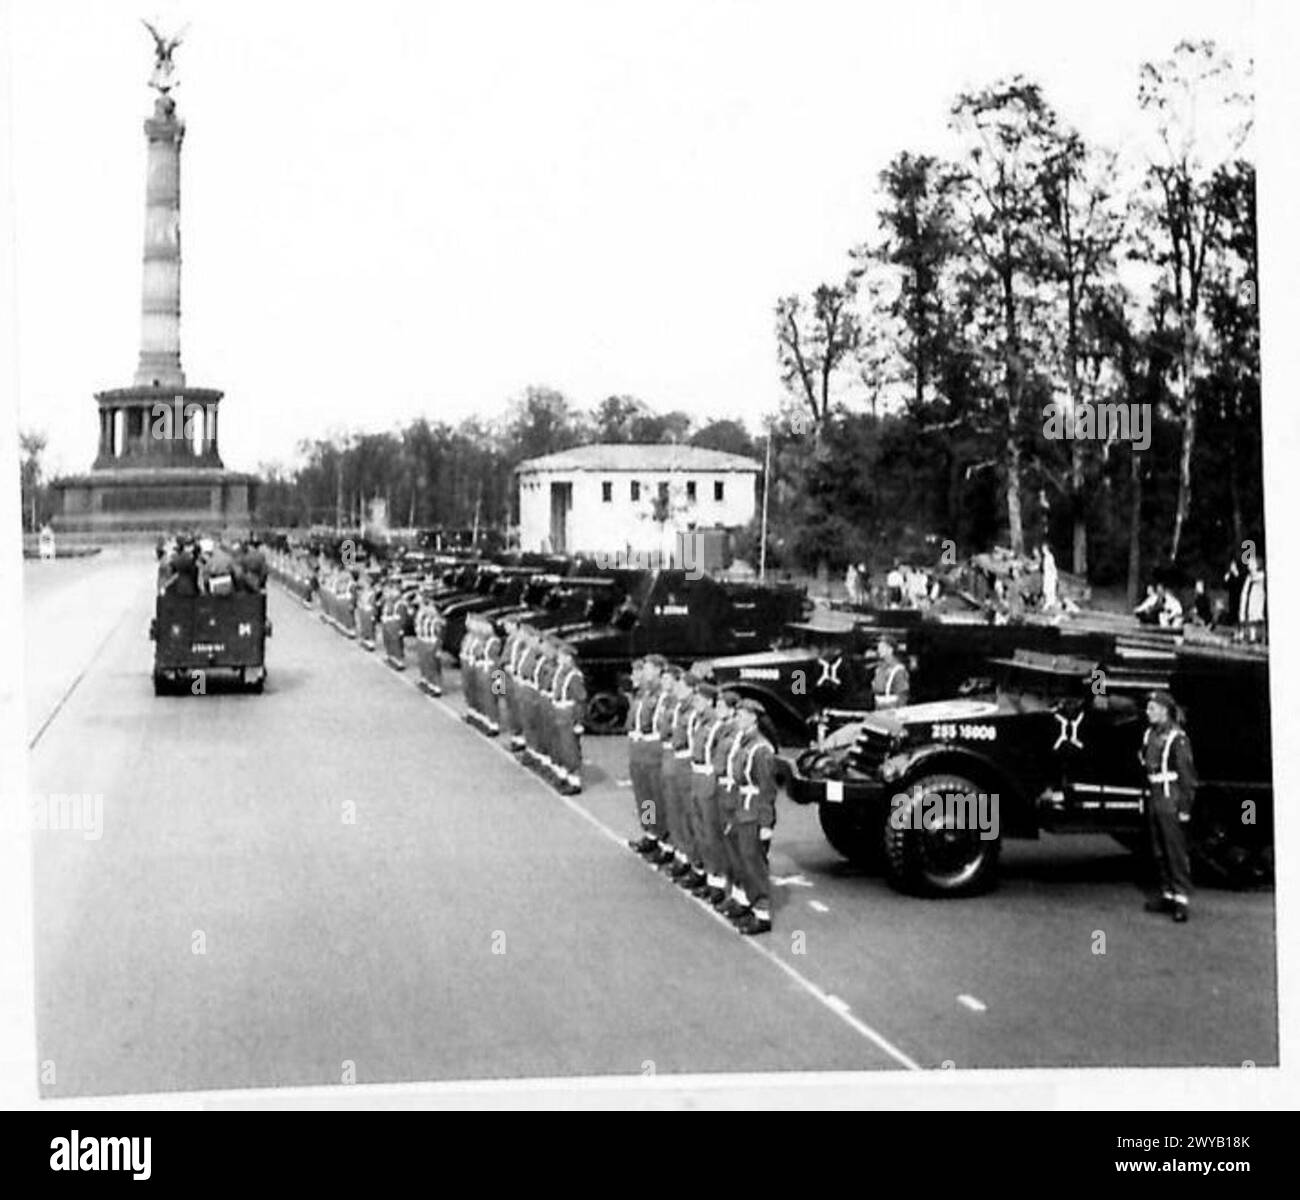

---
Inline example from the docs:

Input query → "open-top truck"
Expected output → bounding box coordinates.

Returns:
[150,591,271,694]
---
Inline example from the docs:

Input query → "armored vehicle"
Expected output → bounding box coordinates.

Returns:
[778,640,1272,897]
[563,570,808,734]
[706,611,1117,745]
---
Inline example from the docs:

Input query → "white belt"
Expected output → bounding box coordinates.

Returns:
[628,732,642,741]
[691,765,714,776]
[555,700,575,709]
[740,786,759,796]
[1148,772,1178,784]
[642,733,661,743]
[720,781,736,791]
[673,750,692,759]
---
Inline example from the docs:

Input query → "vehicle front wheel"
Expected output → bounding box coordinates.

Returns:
[884,772,1001,897]
[584,690,626,736]
[817,802,884,871]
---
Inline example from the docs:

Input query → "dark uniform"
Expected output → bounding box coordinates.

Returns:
[461,624,482,726]
[550,651,587,793]
[1141,701,1198,920]
[715,716,748,915]
[356,580,379,649]
[381,587,409,668]
[731,719,777,934]
[515,633,541,758]
[414,602,444,695]
[653,678,685,870]
[530,643,559,773]
[627,666,670,859]
[240,544,268,592]
[480,626,504,736]
[501,625,526,752]
[675,692,712,892]
[872,654,910,710]
[689,696,729,902]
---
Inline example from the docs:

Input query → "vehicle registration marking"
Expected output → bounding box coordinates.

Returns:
[931,723,997,741]
[825,780,844,802]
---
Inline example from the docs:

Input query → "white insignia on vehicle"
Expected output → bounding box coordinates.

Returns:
[1052,711,1085,750]
[816,655,842,687]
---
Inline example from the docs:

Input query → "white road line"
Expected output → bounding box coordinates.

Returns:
[809,900,830,913]
[290,589,922,1071]
[957,994,987,1013]
[29,606,133,749]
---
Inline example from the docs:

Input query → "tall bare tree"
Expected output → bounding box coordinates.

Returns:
[1137,39,1252,560]
[19,429,48,533]
[951,77,1060,555]
[1038,129,1127,574]
[775,275,861,428]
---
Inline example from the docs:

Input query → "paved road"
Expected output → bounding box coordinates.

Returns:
[25,553,1277,1097]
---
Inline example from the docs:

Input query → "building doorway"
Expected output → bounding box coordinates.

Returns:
[549,482,571,553]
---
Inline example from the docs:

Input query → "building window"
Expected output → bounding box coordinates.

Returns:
[601,480,612,503]
[658,481,669,501]
[686,480,696,502]
[714,480,724,502]
[631,480,640,502]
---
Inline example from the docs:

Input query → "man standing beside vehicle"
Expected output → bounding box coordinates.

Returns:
[872,635,910,710]
[729,699,777,936]
[1141,690,1198,924]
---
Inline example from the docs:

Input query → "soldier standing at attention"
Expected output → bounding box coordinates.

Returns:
[872,635,910,710]
[532,637,560,777]
[647,662,679,867]
[517,628,542,764]
[1141,690,1198,923]
[730,700,777,935]
[461,619,482,729]
[677,676,714,894]
[688,684,726,904]
[712,696,754,920]
[415,596,444,696]
[659,668,694,881]
[500,618,525,753]
[480,622,504,737]
[627,657,669,861]
[550,643,587,794]
[626,658,652,853]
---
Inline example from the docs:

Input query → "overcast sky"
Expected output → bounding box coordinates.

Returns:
[8,0,1255,476]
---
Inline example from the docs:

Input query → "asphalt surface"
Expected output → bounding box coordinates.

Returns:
[25,550,1278,1097]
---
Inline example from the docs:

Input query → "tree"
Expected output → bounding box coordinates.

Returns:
[1200,158,1259,556]
[950,77,1061,556]
[690,418,758,460]
[1137,39,1252,560]
[504,386,586,463]
[19,429,48,533]
[590,395,648,443]
[1037,128,1127,574]
[870,152,964,416]
[775,274,861,427]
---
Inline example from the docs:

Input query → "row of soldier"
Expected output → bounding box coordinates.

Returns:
[626,656,777,936]
[461,616,589,796]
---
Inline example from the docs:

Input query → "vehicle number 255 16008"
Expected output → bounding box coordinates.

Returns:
[931,723,997,741]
